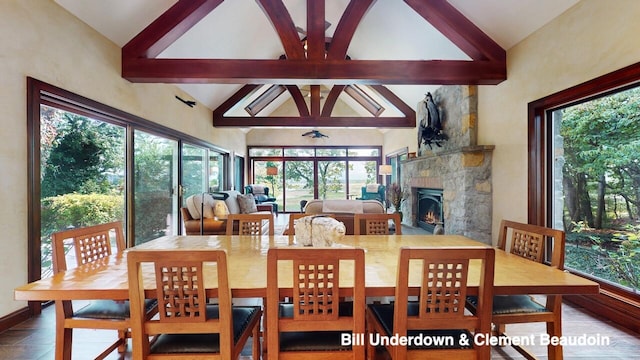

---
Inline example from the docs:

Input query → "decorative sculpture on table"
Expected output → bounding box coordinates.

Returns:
[417,92,448,149]
[294,215,345,247]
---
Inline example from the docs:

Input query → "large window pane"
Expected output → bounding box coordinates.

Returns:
[249,148,283,156]
[551,86,640,292]
[348,161,377,199]
[209,151,224,192]
[284,161,314,211]
[348,148,379,156]
[284,148,314,157]
[40,105,125,278]
[317,148,346,157]
[318,161,346,200]
[134,130,178,245]
[181,144,207,200]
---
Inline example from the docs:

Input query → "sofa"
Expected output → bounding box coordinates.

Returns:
[181,190,272,235]
[303,199,385,235]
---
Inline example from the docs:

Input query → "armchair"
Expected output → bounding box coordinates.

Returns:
[358,183,385,203]
[244,184,276,203]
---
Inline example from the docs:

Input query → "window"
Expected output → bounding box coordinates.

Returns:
[248,146,382,212]
[550,86,640,292]
[28,78,228,282]
[528,62,640,324]
[385,147,408,185]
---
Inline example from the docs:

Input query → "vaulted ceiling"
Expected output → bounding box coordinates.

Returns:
[55,0,580,128]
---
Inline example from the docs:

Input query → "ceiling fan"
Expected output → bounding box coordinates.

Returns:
[302,130,329,138]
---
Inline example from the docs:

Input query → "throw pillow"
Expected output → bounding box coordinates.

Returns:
[185,193,216,219]
[213,200,229,219]
[237,193,258,214]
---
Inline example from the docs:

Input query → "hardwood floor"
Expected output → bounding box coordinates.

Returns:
[1,298,638,359]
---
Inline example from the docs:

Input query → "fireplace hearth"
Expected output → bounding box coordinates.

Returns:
[417,188,444,233]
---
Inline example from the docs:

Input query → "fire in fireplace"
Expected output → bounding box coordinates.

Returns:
[417,188,444,233]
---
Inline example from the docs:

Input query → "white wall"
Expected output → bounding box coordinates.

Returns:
[478,0,640,243]
[0,0,245,316]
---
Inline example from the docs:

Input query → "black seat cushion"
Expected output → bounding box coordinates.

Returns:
[467,295,547,314]
[277,302,354,352]
[368,302,473,350]
[74,299,157,320]
[150,305,261,354]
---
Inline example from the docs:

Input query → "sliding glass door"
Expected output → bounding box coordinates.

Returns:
[39,105,126,278]
[133,130,179,245]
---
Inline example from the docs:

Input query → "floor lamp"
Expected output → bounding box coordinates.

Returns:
[378,164,392,209]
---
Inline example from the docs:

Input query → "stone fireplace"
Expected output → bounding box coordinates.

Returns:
[400,85,493,244]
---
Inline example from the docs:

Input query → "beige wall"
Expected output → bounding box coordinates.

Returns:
[247,128,383,147]
[478,0,640,244]
[0,0,245,316]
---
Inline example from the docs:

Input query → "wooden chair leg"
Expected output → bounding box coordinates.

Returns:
[117,330,127,352]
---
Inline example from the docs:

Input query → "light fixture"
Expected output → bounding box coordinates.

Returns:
[266,166,278,176]
[266,166,278,197]
[379,164,392,177]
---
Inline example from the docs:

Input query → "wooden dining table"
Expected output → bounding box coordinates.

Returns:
[15,234,599,360]
[15,234,599,301]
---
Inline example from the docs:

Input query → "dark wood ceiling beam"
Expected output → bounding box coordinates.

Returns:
[256,0,305,60]
[123,58,506,85]
[213,116,415,127]
[212,84,260,118]
[306,0,325,61]
[404,0,505,62]
[369,85,414,118]
[321,85,346,117]
[285,85,310,116]
[326,0,375,60]
[122,0,224,58]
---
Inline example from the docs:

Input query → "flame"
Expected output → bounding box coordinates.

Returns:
[424,210,438,224]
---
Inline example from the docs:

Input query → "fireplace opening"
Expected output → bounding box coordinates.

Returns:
[417,188,444,233]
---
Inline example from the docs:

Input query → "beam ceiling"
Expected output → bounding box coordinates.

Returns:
[121,0,506,127]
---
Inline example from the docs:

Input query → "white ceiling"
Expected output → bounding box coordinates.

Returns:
[54,0,580,118]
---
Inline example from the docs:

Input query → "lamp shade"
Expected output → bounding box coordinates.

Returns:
[379,164,392,176]
[266,166,278,176]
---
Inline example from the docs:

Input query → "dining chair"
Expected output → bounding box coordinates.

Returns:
[127,248,262,359]
[466,219,566,360]
[354,213,402,235]
[226,212,274,235]
[51,221,156,360]
[366,247,495,360]
[266,247,366,359]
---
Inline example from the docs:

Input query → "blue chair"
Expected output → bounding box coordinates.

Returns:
[359,184,385,203]
[244,184,276,203]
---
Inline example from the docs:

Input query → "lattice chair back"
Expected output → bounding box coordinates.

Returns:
[293,258,340,321]
[366,247,494,360]
[420,257,470,320]
[52,221,125,273]
[266,247,366,359]
[354,213,402,235]
[226,213,274,235]
[50,221,140,360]
[497,219,565,268]
[127,249,262,359]
[153,259,208,323]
